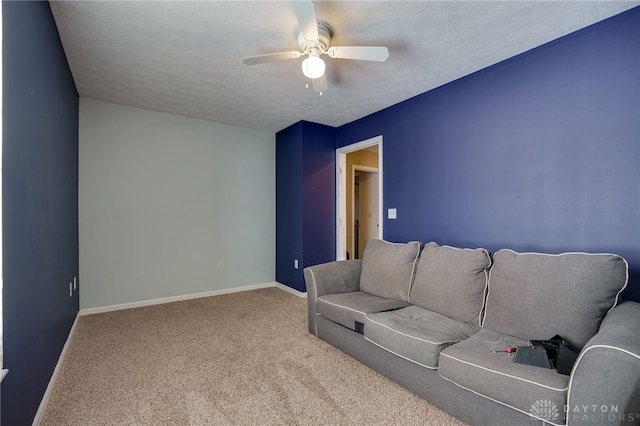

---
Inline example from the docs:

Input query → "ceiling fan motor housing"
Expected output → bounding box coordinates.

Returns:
[297,21,332,52]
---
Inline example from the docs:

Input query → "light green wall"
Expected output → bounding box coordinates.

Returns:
[79,98,275,309]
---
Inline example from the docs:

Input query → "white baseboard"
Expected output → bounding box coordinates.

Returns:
[80,282,306,316]
[32,313,80,426]
[275,282,307,298]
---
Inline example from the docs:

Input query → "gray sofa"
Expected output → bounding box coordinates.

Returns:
[304,239,640,425]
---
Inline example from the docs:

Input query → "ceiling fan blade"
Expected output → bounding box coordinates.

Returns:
[327,46,389,62]
[242,51,302,65]
[312,74,328,93]
[291,0,318,41]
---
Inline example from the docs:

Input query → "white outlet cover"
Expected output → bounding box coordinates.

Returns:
[388,208,397,219]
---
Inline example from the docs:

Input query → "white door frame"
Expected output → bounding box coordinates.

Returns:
[336,135,383,261]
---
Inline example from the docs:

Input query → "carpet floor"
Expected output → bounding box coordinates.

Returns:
[40,287,466,425]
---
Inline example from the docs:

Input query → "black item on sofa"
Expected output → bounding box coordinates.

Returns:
[529,335,579,375]
[513,346,553,368]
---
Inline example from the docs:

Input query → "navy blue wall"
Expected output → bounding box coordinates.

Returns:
[2,1,79,424]
[276,122,304,290]
[276,121,335,292]
[301,122,336,273]
[336,8,640,301]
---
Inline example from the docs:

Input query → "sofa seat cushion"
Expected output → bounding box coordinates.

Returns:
[363,306,481,369]
[438,329,569,426]
[316,291,410,332]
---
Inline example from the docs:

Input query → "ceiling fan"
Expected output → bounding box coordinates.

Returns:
[242,0,389,94]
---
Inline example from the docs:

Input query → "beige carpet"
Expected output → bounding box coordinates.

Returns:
[40,287,466,425]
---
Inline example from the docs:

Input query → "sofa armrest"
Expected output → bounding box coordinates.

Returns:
[304,260,362,335]
[567,301,640,425]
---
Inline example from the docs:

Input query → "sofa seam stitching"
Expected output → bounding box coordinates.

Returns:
[364,335,438,370]
[439,352,568,392]
[365,314,464,346]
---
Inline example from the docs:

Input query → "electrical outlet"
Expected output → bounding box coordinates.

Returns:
[74,277,77,290]
[294,259,299,269]
[217,259,224,268]
[69,282,73,297]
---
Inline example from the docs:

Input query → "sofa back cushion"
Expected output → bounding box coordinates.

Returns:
[410,242,491,325]
[359,239,421,301]
[483,249,628,350]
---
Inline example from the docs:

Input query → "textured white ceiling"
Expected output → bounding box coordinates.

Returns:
[49,1,639,133]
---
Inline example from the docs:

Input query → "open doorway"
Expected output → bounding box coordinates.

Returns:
[353,168,379,258]
[336,136,382,260]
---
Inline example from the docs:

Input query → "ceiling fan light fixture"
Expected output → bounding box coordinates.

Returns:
[242,1,389,93]
[301,50,325,79]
